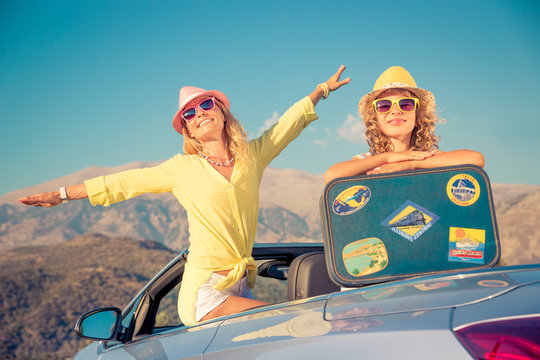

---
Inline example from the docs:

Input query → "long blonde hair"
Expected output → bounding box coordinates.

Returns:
[362,89,441,155]
[182,100,252,173]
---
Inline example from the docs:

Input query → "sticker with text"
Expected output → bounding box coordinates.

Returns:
[446,174,480,206]
[448,227,486,264]
[332,185,371,215]
[381,200,440,242]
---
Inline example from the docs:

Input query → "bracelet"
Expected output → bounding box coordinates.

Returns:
[317,82,330,99]
[59,186,68,204]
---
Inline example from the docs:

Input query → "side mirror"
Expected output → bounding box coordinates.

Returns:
[75,307,122,341]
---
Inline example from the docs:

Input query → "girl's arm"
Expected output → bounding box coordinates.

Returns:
[414,149,484,169]
[371,149,485,174]
[324,150,434,183]
[19,183,88,207]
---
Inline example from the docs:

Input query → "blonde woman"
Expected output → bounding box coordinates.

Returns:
[324,66,484,183]
[19,66,350,325]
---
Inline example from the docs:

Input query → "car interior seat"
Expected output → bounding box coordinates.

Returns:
[287,252,340,301]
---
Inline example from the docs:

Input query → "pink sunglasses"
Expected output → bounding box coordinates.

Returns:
[182,97,217,122]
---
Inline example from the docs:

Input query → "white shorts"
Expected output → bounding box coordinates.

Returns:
[195,272,253,322]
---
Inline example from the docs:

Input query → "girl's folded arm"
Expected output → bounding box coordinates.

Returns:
[413,149,485,169]
[323,154,389,183]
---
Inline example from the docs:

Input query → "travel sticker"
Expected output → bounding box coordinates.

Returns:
[342,237,388,277]
[448,227,486,264]
[380,200,440,242]
[332,185,371,215]
[446,174,480,206]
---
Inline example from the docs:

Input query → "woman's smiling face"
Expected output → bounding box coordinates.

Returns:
[375,89,417,141]
[183,97,226,140]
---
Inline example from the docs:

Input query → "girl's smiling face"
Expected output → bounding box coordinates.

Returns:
[375,89,417,143]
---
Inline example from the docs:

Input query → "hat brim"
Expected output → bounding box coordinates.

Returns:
[358,84,435,120]
[172,90,230,135]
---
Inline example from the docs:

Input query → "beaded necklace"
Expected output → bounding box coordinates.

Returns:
[198,152,235,167]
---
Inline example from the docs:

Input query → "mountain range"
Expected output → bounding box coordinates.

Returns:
[0,234,177,359]
[0,163,539,358]
[1,162,539,264]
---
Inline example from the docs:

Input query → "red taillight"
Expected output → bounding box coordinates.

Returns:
[454,315,540,360]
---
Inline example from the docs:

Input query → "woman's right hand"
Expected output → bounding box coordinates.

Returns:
[19,192,62,207]
[384,150,435,164]
[19,183,88,207]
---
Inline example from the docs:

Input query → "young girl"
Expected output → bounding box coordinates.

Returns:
[324,66,484,183]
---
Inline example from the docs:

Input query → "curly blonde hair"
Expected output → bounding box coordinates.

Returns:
[361,89,441,155]
[182,100,253,174]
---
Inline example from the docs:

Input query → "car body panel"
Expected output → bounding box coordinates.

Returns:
[73,244,540,360]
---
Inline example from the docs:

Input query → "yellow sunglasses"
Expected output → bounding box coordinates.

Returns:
[372,97,419,114]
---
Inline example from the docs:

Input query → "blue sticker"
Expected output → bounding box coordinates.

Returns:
[332,185,371,216]
[381,200,440,242]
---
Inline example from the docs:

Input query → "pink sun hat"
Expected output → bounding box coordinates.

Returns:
[172,86,230,135]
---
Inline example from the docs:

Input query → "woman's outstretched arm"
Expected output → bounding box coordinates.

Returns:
[19,184,88,207]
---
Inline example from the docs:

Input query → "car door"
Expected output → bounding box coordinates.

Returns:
[203,300,330,359]
[97,321,222,360]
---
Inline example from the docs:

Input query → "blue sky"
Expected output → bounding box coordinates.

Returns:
[1,0,539,196]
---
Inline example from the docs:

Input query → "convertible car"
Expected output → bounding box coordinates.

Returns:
[73,166,540,359]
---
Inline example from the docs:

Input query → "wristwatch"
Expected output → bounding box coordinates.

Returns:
[59,186,68,204]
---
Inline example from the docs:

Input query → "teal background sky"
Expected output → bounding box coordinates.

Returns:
[1,0,539,196]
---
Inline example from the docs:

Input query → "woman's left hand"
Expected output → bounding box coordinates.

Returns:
[326,65,351,92]
[310,65,350,105]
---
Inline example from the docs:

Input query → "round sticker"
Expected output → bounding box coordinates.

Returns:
[446,174,480,206]
[332,185,371,215]
[477,280,509,288]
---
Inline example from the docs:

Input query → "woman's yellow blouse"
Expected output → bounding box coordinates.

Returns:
[84,96,318,325]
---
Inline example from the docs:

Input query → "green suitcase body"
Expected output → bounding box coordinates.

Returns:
[320,165,500,287]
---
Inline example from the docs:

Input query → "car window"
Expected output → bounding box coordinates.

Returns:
[152,272,288,333]
[153,273,287,331]
[252,275,287,303]
[154,281,183,329]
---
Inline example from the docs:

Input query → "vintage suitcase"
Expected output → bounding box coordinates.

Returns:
[320,165,500,287]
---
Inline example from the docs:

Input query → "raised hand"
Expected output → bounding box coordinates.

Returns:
[325,65,351,92]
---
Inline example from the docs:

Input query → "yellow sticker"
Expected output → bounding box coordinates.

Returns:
[446,174,480,206]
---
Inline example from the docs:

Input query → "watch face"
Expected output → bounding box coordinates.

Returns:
[60,187,68,203]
